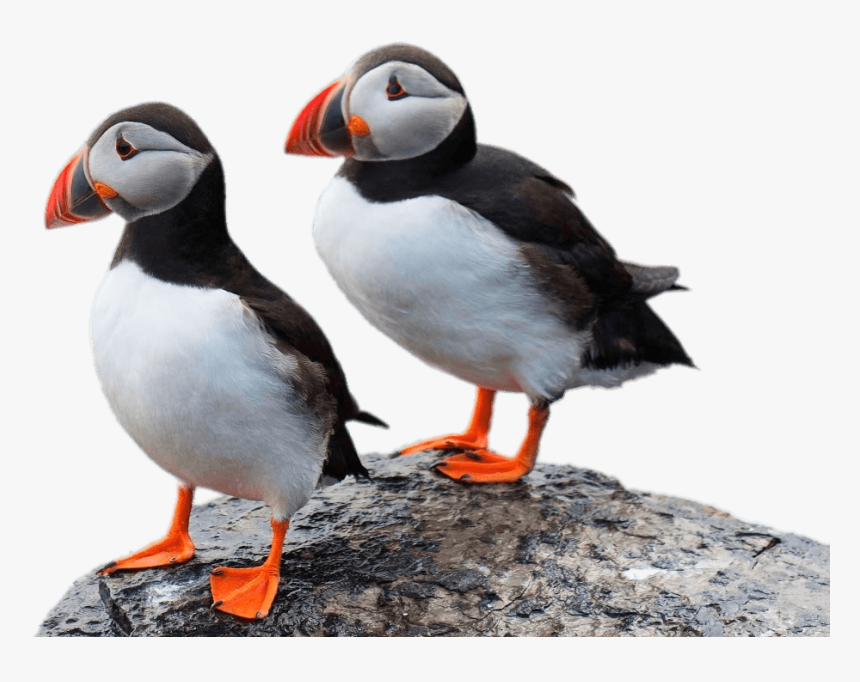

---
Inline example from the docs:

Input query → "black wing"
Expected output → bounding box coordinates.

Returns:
[207,246,383,480]
[241,285,382,480]
[444,146,693,370]
[443,145,632,294]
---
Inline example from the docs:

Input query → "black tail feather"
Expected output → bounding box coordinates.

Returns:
[322,424,370,481]
[640,282,688,300]
[585,294,693,370]
[351,410,388,429]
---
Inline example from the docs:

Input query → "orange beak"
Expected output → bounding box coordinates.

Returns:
[286,78,356,157]
[45,149,112,229]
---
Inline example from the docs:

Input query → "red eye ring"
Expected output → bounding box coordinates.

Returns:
[116,135,138,160]
[386,76,408,101]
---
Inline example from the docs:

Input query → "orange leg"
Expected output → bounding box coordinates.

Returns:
[100,485,196,574]
[400,387,496,455]
[210,518,288,620]
[435,404,550,484]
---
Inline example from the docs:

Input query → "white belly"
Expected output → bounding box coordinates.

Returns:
[90,260,328,519]
[313,177,585,401]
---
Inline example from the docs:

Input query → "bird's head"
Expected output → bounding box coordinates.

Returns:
[285,44,475,164]
[46,103,215,228]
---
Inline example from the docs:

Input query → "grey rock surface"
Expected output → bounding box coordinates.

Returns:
[39,453,829,636]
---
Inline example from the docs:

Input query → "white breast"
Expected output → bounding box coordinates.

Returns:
[90,260,328,519]
[313,177,586,402]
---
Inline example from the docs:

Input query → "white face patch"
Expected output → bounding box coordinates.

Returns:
[87,122,212,219]
[346,61,467,161]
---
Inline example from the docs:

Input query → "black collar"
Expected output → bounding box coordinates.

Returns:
[338,106,477,202]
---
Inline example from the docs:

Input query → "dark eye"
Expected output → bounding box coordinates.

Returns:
[116,136,138,160]
[386,75,408,101]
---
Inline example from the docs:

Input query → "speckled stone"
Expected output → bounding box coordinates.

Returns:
[38,453,829,636]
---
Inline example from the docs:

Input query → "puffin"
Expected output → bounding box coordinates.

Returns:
[45,102,384,619]
[285,44,693,484]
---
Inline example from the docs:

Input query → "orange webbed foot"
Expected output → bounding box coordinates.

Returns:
[99,485,195,575]
[399,387,495,456]
[210,518,288,620]
[399,432,489,456]
[210,564,281,619]
[433,404,549,484]
[99,531,195,574]
[434,449,532,483]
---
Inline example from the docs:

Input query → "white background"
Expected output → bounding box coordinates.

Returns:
[2,0,851,653]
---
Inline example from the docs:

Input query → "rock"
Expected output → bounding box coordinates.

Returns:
[38,453,829,636]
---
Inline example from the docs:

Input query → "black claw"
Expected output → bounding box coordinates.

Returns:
[211,568,223,576]
[211,600,224,610]
[460,474,472,480]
